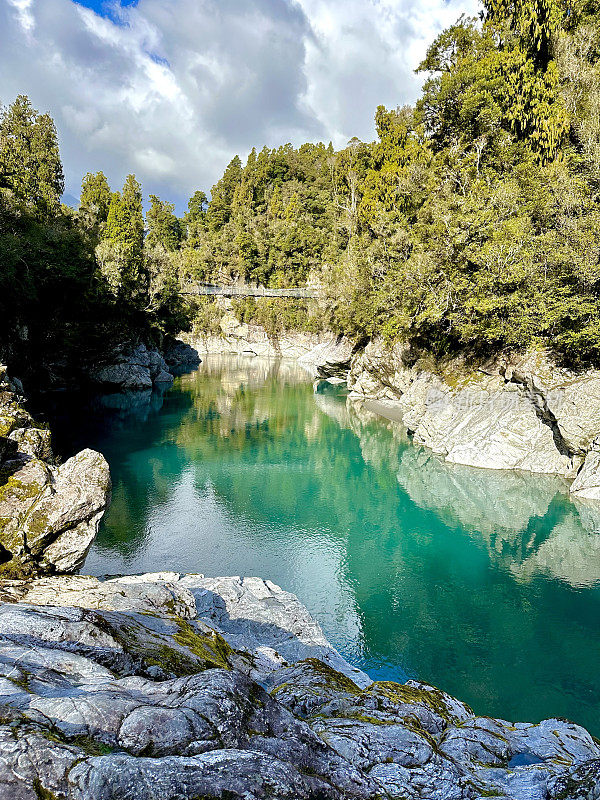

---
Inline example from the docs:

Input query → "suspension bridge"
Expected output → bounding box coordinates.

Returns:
[181,283,318,299]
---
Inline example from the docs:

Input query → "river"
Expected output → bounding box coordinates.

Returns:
[44,354,600,735]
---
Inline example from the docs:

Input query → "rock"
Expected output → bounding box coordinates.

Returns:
[347,340,584,478]
[163,339,201,368]
[187,320,353,365]
[570,440,600,499]
[89,343,175,391]
[153,369,174,384]
[297,336,355,379]
[0,373,111,575]
[180,575,371,687]
[91,362,153,390]
[0,449,111,574]
[0,571,597,799]
[8,426,52,460]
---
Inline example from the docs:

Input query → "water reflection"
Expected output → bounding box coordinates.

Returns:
[44,354,600,734]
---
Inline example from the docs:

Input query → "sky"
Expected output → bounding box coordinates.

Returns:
[0,0,478,212]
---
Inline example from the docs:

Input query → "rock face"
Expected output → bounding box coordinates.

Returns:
[0,367,110,575]
[346,340,600,483]
[163,338,201,371]
[187,310,353,374]
[0,571,597,800]
[89,343,179,391]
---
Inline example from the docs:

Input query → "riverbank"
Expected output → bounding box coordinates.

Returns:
[185,318,600,497]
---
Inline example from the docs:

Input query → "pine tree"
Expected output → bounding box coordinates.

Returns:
[206,155,242,231]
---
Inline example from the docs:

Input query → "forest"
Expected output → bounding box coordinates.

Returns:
[3,0,600,379]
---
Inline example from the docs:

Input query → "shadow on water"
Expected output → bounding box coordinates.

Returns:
[37,354,600,735]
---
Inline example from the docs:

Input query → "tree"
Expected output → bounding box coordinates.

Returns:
[0,95,64,215]
[101,175,145,301]
[185,190,208,235]
[483,0,569,161]
[146,194,181,251]
[79,171,111,225]
[206,155,242,231]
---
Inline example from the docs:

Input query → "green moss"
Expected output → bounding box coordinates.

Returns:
[469,784,503,797]
[6,671,33,693]
[172,619,233,670]
[0,558,32,579]
[32,779,59,800]
[67,735,114,756]
[107,615,234,678]
[22,509,50,541]
[367,681,473,723]
[299,658,362,694]
[0,473,43,504]
[40,726,115,757]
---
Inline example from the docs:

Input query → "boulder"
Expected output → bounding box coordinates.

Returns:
[0,370,111,575]
[163,339,201,368]
[0,449,111,574]
[297,336,355,379]
[91,362,153,390]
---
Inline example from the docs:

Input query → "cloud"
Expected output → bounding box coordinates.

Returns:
[0,0,478,211]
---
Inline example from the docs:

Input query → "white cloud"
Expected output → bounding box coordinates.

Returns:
[0,0,478,210]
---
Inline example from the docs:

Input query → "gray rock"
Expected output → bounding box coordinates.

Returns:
[347,340,586,478]
[570,439,600,499]
[8,427,52,460]
[91,362,153,390]
[0,571,597,799]
[180,574,371,687]
[153,369,175,384]
[297,335,355,379]
[163,339,201,367]
[89,343,175,391]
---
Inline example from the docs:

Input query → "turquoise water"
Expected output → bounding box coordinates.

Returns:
[49,355,600,734]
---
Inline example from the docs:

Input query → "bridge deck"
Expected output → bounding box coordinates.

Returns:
[183,284,318,299]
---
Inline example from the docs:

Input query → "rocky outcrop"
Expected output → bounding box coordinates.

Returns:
[0,571,597,799]
[163,338,201,371]
[190,316,338,361]
[188,309,353,375]
[89,343,180,391]
[0,367,110,575]
[297,336,355,379]
[346,340,600,486]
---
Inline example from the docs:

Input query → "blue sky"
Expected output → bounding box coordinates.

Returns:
[1,0,477,213]
[74,0,138,14]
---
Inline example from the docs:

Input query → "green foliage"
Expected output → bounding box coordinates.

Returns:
[0,95,193,383]
[0,95,64,216]
[184,190,208,245]
[101,175,145,303]
[206,155,242,231]
[79,171,111,224]
[8,0,600,383]
[146,194,181,251]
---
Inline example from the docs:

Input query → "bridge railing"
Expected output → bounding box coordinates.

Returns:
[182,283,318,299]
